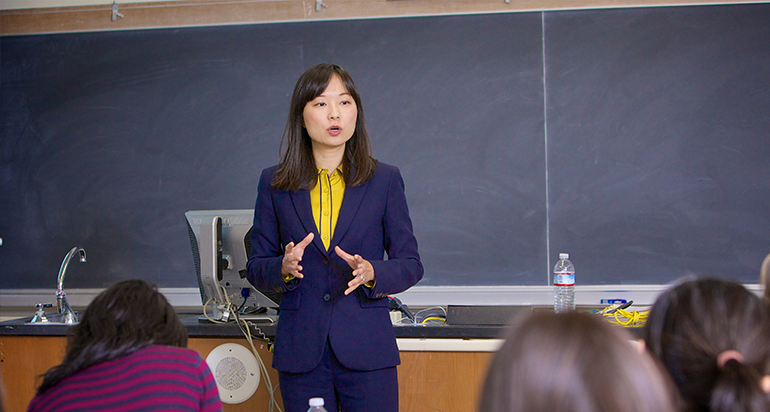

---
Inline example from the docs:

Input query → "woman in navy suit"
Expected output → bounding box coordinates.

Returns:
[247,63,423,412]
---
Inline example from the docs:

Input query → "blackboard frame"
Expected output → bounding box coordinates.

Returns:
[2,3,769,290]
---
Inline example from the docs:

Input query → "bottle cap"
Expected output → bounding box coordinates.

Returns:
[309,397,325,407]
[559,253,569,259]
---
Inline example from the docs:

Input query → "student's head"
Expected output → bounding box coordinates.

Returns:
[643,277,770,412]
[479,311,678,412]
[274,63,376,190]
[73,279,187,351]
[37,279,187,394]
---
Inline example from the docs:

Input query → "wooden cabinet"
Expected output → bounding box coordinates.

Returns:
[0,335,492,412]
[0,336,65,412]
[399,351,493,412]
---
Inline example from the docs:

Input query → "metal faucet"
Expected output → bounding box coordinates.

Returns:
[57,246,86,324]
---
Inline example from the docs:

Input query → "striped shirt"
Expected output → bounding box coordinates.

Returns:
[27,345,223,412]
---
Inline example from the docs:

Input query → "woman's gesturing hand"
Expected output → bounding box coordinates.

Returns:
[281,232,315,279]
[335,246,375,295]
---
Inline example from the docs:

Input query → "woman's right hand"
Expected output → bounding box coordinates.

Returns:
[281,232,314,279]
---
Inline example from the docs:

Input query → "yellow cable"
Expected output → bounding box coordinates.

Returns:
[601,307,648,328]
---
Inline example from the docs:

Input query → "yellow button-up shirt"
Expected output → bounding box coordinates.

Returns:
[310,168,345,251]
[283,167,374,287]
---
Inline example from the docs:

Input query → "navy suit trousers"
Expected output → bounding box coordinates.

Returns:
[278,338,398,412]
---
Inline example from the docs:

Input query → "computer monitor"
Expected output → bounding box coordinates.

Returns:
[185,209,278,322]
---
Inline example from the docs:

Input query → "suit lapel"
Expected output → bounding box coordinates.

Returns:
[330,180,368,251]
[289,166,370,254]
[289,189,326,254]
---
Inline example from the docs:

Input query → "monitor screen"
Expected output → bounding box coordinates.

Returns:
[185,209,278,321]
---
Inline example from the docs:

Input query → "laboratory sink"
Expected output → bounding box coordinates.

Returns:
[25,311,81,325]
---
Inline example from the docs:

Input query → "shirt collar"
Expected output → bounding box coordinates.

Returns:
[317,166,343,176]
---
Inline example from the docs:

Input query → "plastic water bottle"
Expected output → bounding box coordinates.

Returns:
[308,397,328,412]
[553,253,575,313]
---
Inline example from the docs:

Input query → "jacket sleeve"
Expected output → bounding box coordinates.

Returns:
[246,168,293,295]
[366,166,424,298]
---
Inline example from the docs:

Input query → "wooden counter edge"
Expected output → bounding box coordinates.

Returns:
[2,0,766,36]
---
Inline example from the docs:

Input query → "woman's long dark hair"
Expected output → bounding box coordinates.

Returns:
[272,63,377,191]
[643,277,770,412]
[36,279,187,395]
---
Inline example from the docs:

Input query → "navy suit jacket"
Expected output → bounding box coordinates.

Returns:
[246,162,423,373]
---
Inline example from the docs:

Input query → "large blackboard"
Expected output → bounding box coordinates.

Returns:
[1,4,769,290]
[546,6,770,284]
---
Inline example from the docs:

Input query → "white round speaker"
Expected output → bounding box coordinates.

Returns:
[205,343,260,404]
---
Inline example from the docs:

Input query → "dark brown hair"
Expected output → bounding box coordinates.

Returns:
[36,279,187,395]
[271,63,377,191]
[643,277,770,412]
[480,311,679,412]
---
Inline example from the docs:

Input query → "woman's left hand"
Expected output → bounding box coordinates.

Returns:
[335,246,375,295]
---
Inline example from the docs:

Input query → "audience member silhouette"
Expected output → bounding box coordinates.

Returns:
[643,277,770,412]
[480,311,679,412]
[28,279,223,412]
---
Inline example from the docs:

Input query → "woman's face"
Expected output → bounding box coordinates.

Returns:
[302,74,358,155]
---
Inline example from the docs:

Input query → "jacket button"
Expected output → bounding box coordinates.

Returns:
[322,257,330,265]
[323,294,331,301]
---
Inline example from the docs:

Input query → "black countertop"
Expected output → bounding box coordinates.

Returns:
[2,306,643,340]
[0,313,507,340]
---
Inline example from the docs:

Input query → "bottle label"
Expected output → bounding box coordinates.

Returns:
[554,271,575,286]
